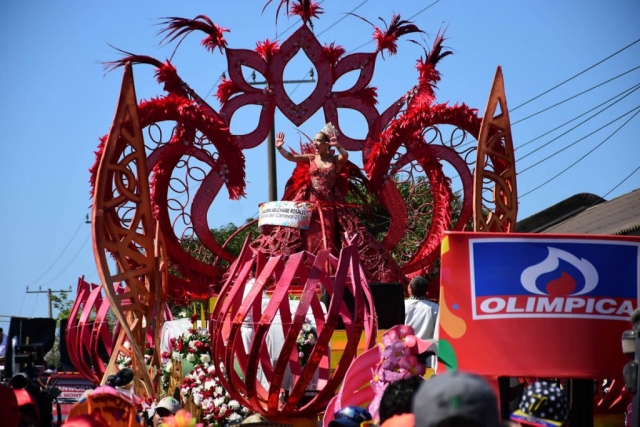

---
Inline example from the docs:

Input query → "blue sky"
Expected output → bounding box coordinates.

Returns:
[0,0,638,321]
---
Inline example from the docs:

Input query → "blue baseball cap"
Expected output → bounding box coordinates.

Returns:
[329,406,373,427]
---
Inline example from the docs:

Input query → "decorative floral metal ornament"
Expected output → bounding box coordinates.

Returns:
[93,0,515,294]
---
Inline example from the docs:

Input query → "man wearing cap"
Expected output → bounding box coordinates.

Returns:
[152,396,181,427]
[510,381,569,427]
[411,370,508,427]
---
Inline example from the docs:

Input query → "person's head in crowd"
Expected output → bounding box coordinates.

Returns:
[152,397,181,427]
[412,370,502,427]
[329,406,373,427]
[510,381,569,427]
[381,413,415,427]
[63,414,110,427]
[379,376,423,424]
[11,388,40,427]
[0,384,20,427]
[408,277,429,298]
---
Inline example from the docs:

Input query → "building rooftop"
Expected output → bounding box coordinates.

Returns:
[544,188,640,235]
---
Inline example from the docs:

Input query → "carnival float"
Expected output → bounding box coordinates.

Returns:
[66,0,550,424]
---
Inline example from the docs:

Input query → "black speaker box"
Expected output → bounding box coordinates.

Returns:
[322,282,405,329]
[58,318,75,372]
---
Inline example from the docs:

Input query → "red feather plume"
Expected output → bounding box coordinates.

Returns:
[365,102,480,186]
[373,14,423,56]
[89,135,108,198]
[411,31,452,109]
[263,1,323,27]
[323,42,346,67]
[215,78,242,104]
[159,15,229,53]
[290,1,323,24]
[104,53,186,97]
[354,87,379,108]
[255,39,281,62]
[351,13,423,57]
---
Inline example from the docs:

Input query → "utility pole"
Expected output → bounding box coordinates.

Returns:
[249,69,316,201]
[25,286,72,318]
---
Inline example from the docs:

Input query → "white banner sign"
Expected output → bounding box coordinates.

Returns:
[258,201,313,230]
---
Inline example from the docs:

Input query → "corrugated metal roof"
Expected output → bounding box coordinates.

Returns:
[543,188,640,235]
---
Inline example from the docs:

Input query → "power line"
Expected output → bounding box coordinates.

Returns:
[601,164,640,199]
[511,64,640,125]
[519,107,640,198]
[30,293,39,317]
[518,104,640,175]
[407,0,441,21]
[456,65,640,151]
[517,84,640,161]
[32,235,91,287]
[317,0,369,37]
[449,84,639,191]
[27,218,85,286]
[516,82,640,151]
[18,292,27,317]
[510,37,640,112]
[204,73,225,100]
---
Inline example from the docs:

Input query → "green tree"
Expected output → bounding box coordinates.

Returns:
[44,289,118,369]
[44,291,74,369]
[180,218,259,270]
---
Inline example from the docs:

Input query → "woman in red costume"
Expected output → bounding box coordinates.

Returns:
[251,123,401,282]
[275,125,347,254]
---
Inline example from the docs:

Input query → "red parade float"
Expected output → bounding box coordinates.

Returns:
[64,1,632,425]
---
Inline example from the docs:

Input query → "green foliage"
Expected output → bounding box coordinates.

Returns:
[180,218,259,271]
[345,174,470,274]
[44,291,73,369]
[45,288,119,369]
[210,219,259,260]
[50,290,74,320]
[182,177,470,280]
[169,300,208,320]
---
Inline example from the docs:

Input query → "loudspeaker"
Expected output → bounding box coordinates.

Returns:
[58,319,75,371]
[321,282,405,330]
[4,317,56,377]
[369,282,405,329]
[14,344,44,366]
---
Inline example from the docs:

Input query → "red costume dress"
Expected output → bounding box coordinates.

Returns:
[251,156,401,283]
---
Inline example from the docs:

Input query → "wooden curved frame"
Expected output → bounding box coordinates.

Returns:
[473,66,518,232]
[92,62,159,398]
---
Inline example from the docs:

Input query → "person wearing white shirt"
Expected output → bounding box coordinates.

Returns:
[404,276,439,341]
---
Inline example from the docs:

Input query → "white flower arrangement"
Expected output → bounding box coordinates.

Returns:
[116,354,132,370]
[116,340,155,370]
[160,327,212,391]
[180,363,252,427]
[296,318,318,367]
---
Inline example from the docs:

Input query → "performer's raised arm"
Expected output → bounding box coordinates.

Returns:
[329,134,348,170]
[276,132,311,163]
